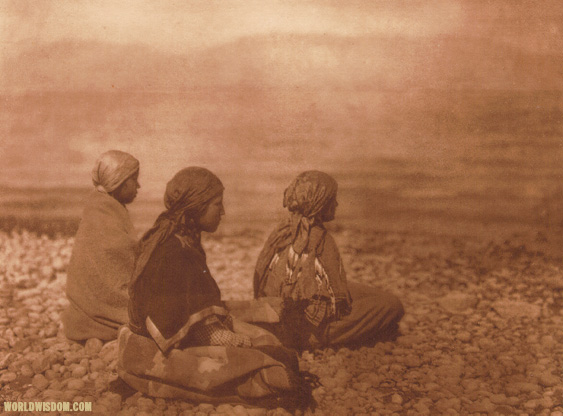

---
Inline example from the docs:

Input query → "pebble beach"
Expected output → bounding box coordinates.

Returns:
[1,224,562,416]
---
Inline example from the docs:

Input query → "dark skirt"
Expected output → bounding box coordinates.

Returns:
[260,282,404,350]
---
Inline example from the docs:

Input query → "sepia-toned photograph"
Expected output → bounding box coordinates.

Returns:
[1,1,562,415]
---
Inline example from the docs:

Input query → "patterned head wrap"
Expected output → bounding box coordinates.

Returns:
[254,170,339,298]
[131,167,224,286]
[91,150,139,193]
[283,170,338,254]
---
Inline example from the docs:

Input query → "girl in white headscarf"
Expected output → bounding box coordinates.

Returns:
[63,150,140,341]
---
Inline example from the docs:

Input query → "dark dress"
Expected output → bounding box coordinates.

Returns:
[119,234,309,407]
[129,234,222,342]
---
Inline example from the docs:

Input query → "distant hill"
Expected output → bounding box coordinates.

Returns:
[2,34,562,92]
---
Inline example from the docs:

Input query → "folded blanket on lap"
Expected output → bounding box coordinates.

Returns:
[117,326,305,408]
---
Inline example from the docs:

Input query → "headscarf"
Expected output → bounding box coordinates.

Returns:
[131,167,224,287]
[255,171,338,282]
[92,150,140,193]
[283,171,338,254]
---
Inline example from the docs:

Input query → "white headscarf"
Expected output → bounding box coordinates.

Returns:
[91,150,139,193]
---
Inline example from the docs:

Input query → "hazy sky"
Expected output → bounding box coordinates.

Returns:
[1,1,465,53]
[2,1,562,56]
[2,0,562,93]
[1,1,561,190]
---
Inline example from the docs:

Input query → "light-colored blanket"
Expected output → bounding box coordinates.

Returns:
[63,190,137,341]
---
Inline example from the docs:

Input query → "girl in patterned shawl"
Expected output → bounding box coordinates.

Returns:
[254,170,404,349]
[120,167,313,409]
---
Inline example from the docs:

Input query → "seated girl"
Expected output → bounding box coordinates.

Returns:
[254,170,404,350]
[120,167,311,409]
[63,150,140,342]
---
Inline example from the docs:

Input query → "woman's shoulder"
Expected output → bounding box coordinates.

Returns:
[77,190,133,235]
[138,237,188,292]
[311,226,339,256]
[142,235,210,293]
[83,190,129,219]
[152,234,183,256]
[142,236,197,279]
[152,234,203,263]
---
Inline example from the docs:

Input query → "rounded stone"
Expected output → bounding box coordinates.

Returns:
[404,355,422,368]
[246,409,268,416]
[99,340,118,363]
[67,378,85,390]
[352,382,370,393]
[84,338,103,355]
[1,371,17,383]
[32,355,51,374]
[23,387,40,399]
[40,265,55,279]
[94,405,110,415]
[524,399,538,410]
[540,335,555,347]
[438,292,478,313]
[137,397,156,410]
[42,389,63,400]
[52,257,65,270]
[72,365,88,378]
[456,331,471,343]
[413,402,430,415]
[197,403,215,412]
[48,380,63,391]
[391,393,403,405]
[231,405,250,416]
[90,358,106,373]
[539,373,560,387]
[20,364,34,377]
[44,369,58,380]
[468,398,495,414]
[94,377,109,392]
[32,374,49,390]
[102,392,123,412]
[216,404,235,413]
[44,324,58,338]
[62,389,79,401]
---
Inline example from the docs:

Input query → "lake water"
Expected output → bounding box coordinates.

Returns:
[1,90,562,238]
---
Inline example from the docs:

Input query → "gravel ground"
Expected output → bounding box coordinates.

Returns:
[1,226,562,415]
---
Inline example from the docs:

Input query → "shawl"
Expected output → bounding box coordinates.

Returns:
[253,171,350,325]
[63,190,137,341]
[254,171,338,288]
[92,150,139,194]
[130,167,224,288]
